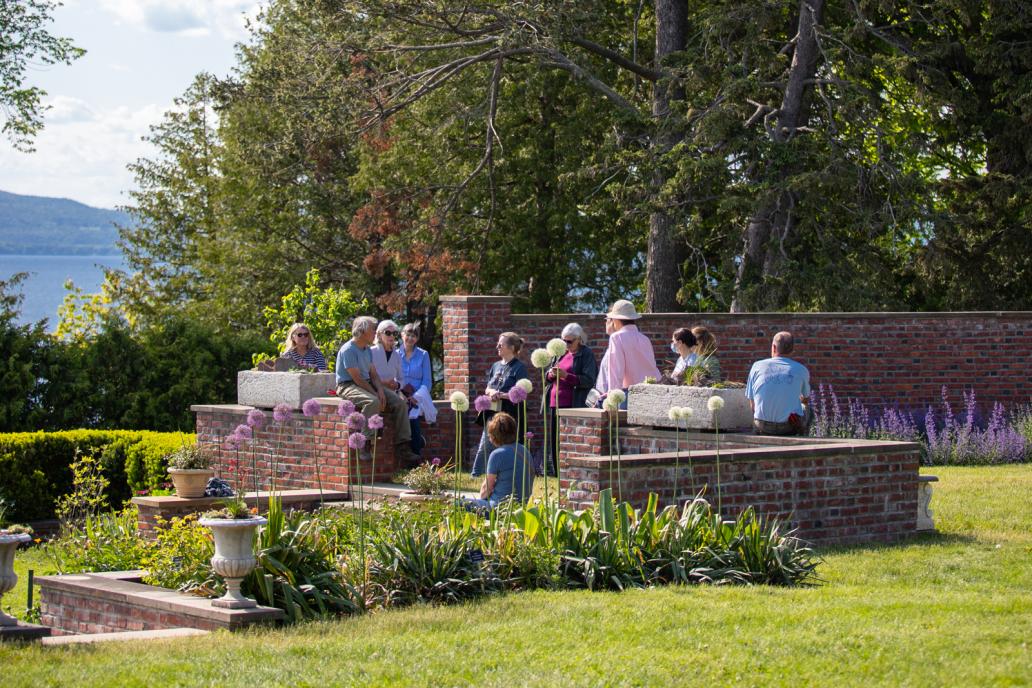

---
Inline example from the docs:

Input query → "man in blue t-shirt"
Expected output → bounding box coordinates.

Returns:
[462,412,534,512]
[746,331,813,436]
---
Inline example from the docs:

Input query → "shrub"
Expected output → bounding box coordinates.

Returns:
[400,459,452,495]
[166,444,212,470]
[46,506,151,573]
[0,430,194,521]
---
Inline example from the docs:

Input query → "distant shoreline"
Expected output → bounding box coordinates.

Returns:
[0,249,123,257]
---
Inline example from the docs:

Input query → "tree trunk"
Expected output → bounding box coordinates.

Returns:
[645,0,688,313]
[730,0,825,313]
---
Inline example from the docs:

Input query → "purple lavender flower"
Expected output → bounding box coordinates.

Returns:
[368,414,384,430]
[273,403,292,423]
[247,408,266,429]
[507,385,528,404]
[348,432,367,450]
[302,398,321,417]
[234,424,253,441]
[347,411,367,431]
[337,400,356,417]
[474,394,493,413]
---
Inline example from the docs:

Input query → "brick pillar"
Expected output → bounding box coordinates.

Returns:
[440,296,513,396]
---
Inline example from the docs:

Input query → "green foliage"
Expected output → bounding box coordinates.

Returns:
[261,268,368,370]
[142,513,216,594]
[0,430,194,521]
[400,459,453,495]
[45,506,150,573]
[53,449,109,525]
[165,443,211,470]
[0,0,85,151]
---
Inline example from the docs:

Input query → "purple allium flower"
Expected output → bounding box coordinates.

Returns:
[474,394,493,413]
[526,431,535,441]
[368,414,384,430]
[347,411,367,431]
[302,398,321,417]
[247,408,266,428]
[337,400,356,417]
[348,432,367,450]
[507,385,528,404]
[224,435,240,451]
[234,424,253,441]
[273,403,292,423]
[431,457,441,466]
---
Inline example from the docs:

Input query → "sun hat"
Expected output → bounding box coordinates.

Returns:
[605,299,642,321]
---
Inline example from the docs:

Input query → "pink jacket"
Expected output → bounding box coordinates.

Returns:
[595,325,661,393]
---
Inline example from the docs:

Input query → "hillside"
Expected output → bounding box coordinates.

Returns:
[0,190,129,255]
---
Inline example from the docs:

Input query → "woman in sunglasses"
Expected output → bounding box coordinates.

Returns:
[282,323,327,371]
[542,322,598,475]
[370,319,404,393]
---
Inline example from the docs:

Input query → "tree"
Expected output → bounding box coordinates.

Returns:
[0,0,83,151]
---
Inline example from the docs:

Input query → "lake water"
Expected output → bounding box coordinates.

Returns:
[0,254,128,325]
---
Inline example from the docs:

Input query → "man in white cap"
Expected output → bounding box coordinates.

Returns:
[593,299,661,407]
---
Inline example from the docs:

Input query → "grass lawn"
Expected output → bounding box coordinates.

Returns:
[2,465,1030,687]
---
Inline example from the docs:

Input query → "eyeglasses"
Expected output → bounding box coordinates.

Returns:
[294,332,310,338]
[382,331,399,337]
[402,332,418,338]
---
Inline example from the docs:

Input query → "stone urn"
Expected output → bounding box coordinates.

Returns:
[168,468,214,499]
[198,516,267,609]
[0,532,31,626]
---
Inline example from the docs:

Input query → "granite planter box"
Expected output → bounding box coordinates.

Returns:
[626,384,753,431]
[237,370,337,409]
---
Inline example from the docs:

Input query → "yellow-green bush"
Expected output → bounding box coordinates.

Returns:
[0,430,194,521]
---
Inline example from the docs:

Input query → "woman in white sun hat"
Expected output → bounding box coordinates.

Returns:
[592,299,660,409]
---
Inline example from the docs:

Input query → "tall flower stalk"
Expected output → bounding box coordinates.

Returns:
[530,347,551,505]
[367,413,384,492]
[604,389,625,502]
[708,395,725,515]
[545,338,567,504]
[669,407,681,503]
[450,392,469,502]
[272,403,292,497]
[246,409,266,498]
[508,380,532,505]
[302,398,324,505]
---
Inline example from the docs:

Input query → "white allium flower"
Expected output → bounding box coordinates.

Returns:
[609,389,626,404]
[546,337,568,358]
[450,391,469,412]
[680,406,695,419]
[531,348,552,368]
[602,397,621,412]
[667,407,681,421]
[515,378,533,393]
[707,395,725,412]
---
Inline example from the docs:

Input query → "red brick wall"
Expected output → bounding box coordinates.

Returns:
[558,412,920,546]
[441,296,1032,411]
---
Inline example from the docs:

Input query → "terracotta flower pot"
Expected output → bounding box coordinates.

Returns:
[198,516,267,609]
[0,532,31,626]
[168,468,214,498]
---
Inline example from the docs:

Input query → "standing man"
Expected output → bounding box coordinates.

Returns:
[336,316,413,460]
[594,299,661,408]
[746,331,813,436]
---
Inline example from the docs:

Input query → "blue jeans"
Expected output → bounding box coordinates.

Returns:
[470,428,495,476]
[461,497,496,514]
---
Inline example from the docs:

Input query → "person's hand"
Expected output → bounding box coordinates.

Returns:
[407,397,418,408]
[489,390,502,401]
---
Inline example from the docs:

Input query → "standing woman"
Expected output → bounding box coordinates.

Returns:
[282,323,327,371]
[543,323,597,475]
[471,332,529,476]
[691,325,722,384]
[399,322,435,460]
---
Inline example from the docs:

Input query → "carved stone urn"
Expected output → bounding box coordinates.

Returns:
[0,532,31,626]
[198,516,267,609]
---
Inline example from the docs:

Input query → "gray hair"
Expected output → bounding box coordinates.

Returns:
[352,316,378,337]
[561,322,585,343]
[773,331,794,355]
[376,319,399,334]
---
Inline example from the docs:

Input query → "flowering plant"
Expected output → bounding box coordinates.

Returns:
[202,496,253,520]
[166,444,212,470]
[402,458,454,495]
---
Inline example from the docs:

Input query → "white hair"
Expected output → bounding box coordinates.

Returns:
[561,322,586,342]
[352,316,378,336]
[376,319,399,334]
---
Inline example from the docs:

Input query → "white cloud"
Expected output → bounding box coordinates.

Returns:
[46,96,96,124]
[0,100,166,208]
[96,0,262,39]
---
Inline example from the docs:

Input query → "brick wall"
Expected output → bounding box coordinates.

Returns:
[441,296,1032,412]
[558,410,920,546]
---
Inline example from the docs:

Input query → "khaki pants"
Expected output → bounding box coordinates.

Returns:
[336,382,411,447]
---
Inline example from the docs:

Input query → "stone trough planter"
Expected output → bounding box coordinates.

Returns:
[626,384,753,431]
[237,370,337,410]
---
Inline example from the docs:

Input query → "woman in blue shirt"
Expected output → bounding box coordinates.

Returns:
[399,322,434,459]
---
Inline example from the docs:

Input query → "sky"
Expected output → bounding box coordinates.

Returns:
[0,0,263,210]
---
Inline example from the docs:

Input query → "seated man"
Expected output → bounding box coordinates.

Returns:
[462,412,534,512]
[593,299,661,408]
[336,315,413,461]
[746,331,813,436]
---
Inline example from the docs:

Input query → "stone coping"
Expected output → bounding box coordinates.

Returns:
[192,398,454,413]
[132,488,348,509]
[439,295,514,303]
[565,435,922,467]
[510,310,1032,319]
[37,572,285,628]
[556,408,626,420]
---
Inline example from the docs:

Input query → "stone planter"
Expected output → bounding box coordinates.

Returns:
[168,468,214,499]
[0,532,31,626]
[198,516,267,609]
[237,370,337,410]
[626,384,753,431]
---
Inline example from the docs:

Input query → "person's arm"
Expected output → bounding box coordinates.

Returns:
[368,365,387,406]
[479,473,497,499]
[575,349,598,389]
[608,335,627,390]
[419,349,432,391]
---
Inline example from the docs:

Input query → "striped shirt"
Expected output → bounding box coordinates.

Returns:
[285,348,327,371]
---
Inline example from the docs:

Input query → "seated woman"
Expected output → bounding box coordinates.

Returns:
[691,326,722,383]
[471,332,529,476]
[669,327,698,382]
[282,323,327,371]
[370,319,403,393]
[399,322,435,459]
[462,412,534,512]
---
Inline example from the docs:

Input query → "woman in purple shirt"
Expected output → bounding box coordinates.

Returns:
[543,323,597,475]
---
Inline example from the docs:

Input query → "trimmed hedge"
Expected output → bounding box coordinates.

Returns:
[0,430,194,521]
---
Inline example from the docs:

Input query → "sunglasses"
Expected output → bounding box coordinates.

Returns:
[294,332,310,338]
[563,338,576,344]
[382,331,399,337]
